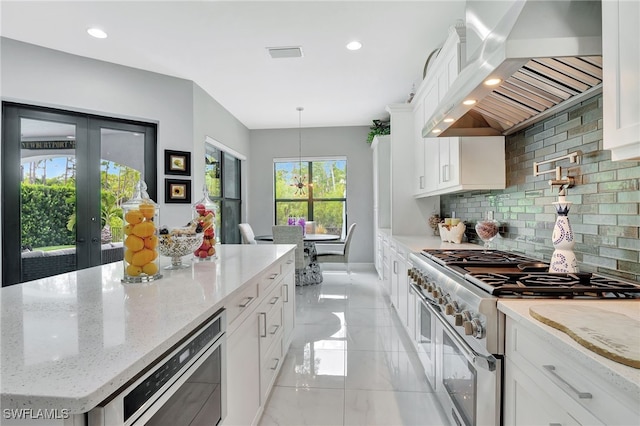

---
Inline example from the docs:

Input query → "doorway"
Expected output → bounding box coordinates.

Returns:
[2,103,157,286]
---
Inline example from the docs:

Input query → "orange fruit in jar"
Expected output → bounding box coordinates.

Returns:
[142,262,159,275]
[124,249,134,264]
[131,248,155,266]
[144,235,158,249]
[124,235,144,252]
[124,224,135,236]
[133,221,155,238]
[139,203,155,219]
[125,209,144,225]
[126,264,142,276]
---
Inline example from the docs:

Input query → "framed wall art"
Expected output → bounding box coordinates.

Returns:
[164,150,191,176]
[165,179,192,204]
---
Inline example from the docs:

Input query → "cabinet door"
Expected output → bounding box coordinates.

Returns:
[282,270,295,352]
[396,254,408,328]
[504,359,584,426]
[414,101,426,194]
[224,313,260,426]
[603,0,640,161]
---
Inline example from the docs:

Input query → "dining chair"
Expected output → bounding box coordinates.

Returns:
[272,225,309,285]
[238,223,257,244]
[316,223,357,274]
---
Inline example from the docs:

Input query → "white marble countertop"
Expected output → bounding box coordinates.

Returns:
[498,299,640,397]
[1,244,295,414]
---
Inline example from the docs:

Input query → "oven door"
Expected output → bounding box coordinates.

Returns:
[415,287,500,426]
[410,283,436,388]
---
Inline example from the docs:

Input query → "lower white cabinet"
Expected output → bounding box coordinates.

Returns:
[504,317,638,425]
[223,251,295,426]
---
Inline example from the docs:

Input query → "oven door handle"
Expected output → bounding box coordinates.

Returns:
[412,284,496,372]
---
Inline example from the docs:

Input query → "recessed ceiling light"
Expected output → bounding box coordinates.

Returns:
[463,99,477,106]
[432,129,442,134]
[443,118,454,123]
[87,28,107,39]
[484,78,502,86]
[346,41,362,51]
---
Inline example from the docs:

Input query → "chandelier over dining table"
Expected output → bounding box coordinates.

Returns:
[290,106,309,196]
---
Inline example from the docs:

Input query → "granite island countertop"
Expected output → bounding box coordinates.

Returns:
[1,244,295,414]
[498,299,640,398]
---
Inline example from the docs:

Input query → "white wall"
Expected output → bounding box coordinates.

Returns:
[248,126,374,263]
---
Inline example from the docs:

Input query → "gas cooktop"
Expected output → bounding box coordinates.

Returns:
[420,249,640,299]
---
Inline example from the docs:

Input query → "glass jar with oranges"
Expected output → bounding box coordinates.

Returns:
[122,180,162,283]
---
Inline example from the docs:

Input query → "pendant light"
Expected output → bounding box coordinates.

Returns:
[290,106,308,196]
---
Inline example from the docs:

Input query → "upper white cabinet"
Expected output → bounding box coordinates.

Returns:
[602,0,640,161]
[413,24,505,197]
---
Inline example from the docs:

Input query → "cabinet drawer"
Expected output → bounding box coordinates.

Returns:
[260,331,284,401]
[507,319,638,424]
[227,282,259,328]
[259,284,284,356]
[259,262,283,296]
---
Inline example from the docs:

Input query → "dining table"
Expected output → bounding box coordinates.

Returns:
[255,233,340,285]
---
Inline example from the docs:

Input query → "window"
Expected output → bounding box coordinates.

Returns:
[205,144,242,244]
[274,158,347,237]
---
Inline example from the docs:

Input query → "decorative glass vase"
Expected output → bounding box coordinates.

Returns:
[475,212,499,253]
[192,185,217,260]
[122,180,162,283]
[549,196,578,273]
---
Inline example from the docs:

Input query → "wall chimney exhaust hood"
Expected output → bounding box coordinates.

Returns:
[423,0,602,138]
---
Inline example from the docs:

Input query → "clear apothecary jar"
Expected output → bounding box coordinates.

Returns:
[121,180,162,283]
[192,184,217,260]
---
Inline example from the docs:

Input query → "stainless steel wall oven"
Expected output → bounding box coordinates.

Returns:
[89,309,226,426]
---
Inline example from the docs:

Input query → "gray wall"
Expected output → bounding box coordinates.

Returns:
[248,126,374,263]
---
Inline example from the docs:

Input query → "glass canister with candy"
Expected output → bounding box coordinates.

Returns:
[192,184,217,260]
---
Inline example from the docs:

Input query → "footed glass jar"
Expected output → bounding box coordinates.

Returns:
[122,180,162,283]
[192,185,217,260]
[475,212,500,253]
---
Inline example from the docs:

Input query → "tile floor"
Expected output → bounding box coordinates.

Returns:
[258,264,449,426]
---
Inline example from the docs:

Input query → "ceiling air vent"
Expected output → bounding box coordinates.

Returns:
[267,46,303,59]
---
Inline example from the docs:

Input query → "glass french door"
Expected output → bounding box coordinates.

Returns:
[2,103,156,286]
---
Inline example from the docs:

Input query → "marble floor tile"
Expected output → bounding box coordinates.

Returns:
[276,349,346,389]
[258,386,345,426]
[345,350,432,392]
[260,265,449,426]
[344,389,449,426]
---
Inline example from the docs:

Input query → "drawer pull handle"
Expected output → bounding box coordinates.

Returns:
[269,273,279,280]
[270,296,280,305]
[283,284,289,302]
[286,259,294,264]
[270,358,280,370]
[269,324,280,335]
[239,296,255,308]
[260,312,267,337]
[543,365,592,399]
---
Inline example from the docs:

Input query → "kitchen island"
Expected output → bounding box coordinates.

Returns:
[1,244,295,424]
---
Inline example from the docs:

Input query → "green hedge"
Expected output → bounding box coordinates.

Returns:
[21,184,75,248]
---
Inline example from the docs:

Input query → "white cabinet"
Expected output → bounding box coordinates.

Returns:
[223,251,295,426]
[225,311,261,426]
[390,240,409,328]
[504,317,638,425]
[413,24,505,197]
[603,0,640,161]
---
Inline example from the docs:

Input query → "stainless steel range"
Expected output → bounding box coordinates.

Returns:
[408,249,640,426]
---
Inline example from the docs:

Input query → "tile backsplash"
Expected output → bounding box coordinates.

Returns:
[441,94,640,281]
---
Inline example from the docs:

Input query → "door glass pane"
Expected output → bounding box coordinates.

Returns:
[221,200,241,244]
[312,200,345,236]
[223,153,240,199]
[20,118,78,282]
[100,128,143,263]
[205,146,221,198]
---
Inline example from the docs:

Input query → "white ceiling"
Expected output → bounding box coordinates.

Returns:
[1,0,466,129]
